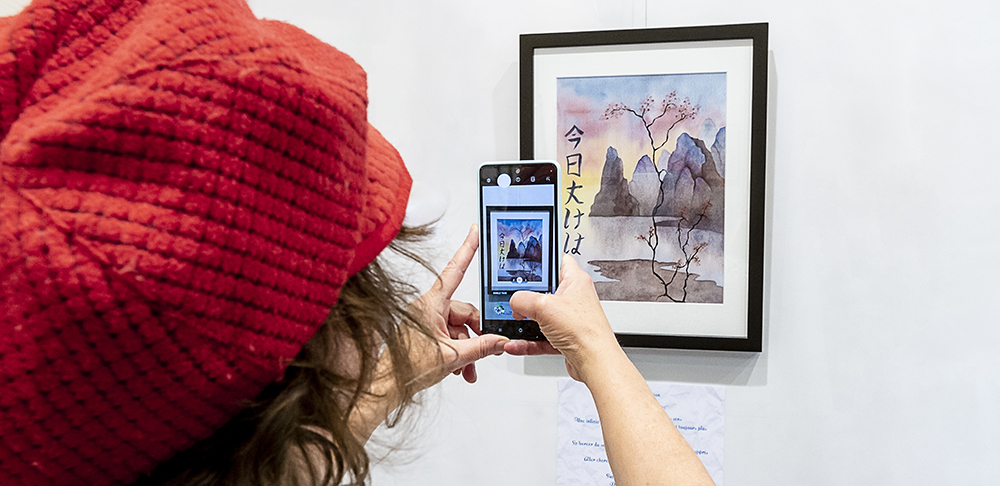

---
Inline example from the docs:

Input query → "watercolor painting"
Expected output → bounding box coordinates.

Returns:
[496,218,544,283]
[557,73,727,303]
[486,209,552,292]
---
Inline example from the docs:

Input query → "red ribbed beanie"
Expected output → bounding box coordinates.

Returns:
[0,0,411,484]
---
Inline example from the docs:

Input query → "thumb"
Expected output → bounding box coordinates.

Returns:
[449,334,508,368]
[509,290,545,321]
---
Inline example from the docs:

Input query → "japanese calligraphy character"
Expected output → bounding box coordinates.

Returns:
[563,232,584,255]
[564,125,584,149]
[498,232,506,269]
[570,208,584,229]
[564,208,584,230]
[566,180,584,205]
[565,153,581,177]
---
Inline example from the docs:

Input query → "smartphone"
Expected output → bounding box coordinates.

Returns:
[479,161,560,341]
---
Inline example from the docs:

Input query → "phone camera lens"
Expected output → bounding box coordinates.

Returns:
[515,176,521,183]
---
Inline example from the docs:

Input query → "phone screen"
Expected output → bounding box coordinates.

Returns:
[479,161,559,341]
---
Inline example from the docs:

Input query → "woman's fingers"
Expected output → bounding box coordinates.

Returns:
[449,334,507,367]
[447,300,480,333]
[461,363,477,383]
[432,225,479,299]
[509,290,545,322]
[503,339,558,356]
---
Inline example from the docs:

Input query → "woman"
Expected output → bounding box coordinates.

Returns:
[0,0,714,485]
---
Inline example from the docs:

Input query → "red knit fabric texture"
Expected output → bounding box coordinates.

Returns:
[0,1,411,484]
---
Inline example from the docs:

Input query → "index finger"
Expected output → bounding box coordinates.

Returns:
[432,224,479,298]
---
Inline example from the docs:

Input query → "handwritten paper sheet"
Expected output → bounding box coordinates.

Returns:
[556,378,725,486]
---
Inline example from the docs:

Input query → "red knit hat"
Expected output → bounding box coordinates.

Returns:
[0,1,411,484]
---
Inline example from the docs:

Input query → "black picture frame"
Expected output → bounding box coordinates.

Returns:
[484,205,557,294]
[520,23,767,352]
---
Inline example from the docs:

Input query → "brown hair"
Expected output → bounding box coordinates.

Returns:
[131,226,437,486]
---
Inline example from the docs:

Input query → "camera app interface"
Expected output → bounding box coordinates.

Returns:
[480,163,557,326]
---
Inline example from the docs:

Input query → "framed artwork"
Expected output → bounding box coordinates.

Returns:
[484,206,555,293]
[520,23,767,351]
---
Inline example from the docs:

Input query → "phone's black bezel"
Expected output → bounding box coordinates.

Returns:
[479,162,559,341]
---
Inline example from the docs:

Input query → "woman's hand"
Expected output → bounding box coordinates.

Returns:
[504,256,622,383]
[407,224,508,388]
[351,225,507,442]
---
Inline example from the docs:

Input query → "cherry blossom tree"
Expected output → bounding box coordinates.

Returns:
[605,91,706,301]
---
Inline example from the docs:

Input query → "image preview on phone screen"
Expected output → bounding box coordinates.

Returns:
[479,162,558,340]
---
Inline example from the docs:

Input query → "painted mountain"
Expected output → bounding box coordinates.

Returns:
[523,236,542,262]
[590,146,639,217]
[655,131,726,233]
[591,129,725,233]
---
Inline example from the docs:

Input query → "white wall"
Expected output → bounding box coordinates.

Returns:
[5,0,994,483]
[238,1,999,485]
